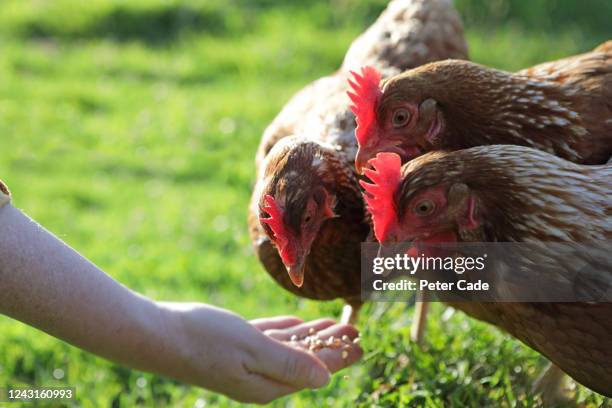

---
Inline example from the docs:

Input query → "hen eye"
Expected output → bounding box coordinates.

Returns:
[392,108,411,128]
[414,199,435,216]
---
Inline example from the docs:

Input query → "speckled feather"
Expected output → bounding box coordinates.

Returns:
[255,0,469,166]
[248,138,366,301]
[250,0,468,304]
[380,42,612,164]
[395,145,612,395]
[398,146,611,241]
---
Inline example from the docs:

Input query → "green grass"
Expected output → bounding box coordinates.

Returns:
[0,1,609,406]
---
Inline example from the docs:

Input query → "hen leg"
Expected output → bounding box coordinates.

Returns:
[410,291,429,345]
[341,302,362,325]
[533,363,574,405]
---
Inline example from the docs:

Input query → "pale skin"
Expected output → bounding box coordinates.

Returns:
[0,203,362,404]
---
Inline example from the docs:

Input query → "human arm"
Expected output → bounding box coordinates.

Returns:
[0,202,361,403]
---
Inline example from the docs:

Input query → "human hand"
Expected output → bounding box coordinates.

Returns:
[157,303,361,404]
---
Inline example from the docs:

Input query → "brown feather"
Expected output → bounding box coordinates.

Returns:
[256,0,469,167]
[250,0,468,306]
[395,145,612,395]
[380,42,612,164]
[249,138,367,301]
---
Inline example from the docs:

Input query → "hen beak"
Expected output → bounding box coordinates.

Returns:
[287,260,306,287]
[355,148,372,175]
[376,235,397,258]
[376,243,386,258]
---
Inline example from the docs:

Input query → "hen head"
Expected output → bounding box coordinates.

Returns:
[349,63,449,173]
[360,151,480,246]
[350,60,581,173]
[258,138,338,287]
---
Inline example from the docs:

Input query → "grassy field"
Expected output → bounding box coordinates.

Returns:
[0,1,610,406]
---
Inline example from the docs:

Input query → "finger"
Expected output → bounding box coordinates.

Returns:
[314,345,362,374]
[250,316,304,332]
[250,336,330,390]
[314,323,360,341]
[263,318,336,341]
[310,324,363,373]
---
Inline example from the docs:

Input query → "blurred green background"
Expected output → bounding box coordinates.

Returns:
[0,0,609,406]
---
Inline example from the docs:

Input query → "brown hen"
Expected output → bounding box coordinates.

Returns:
[360,146,612,396]
[349,39,611,342]
[249,0,468,322]
[249,138,367,309]
[256,0,469,166]
[351,40,612,172]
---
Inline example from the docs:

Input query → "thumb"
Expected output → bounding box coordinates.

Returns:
[252,337,330,389]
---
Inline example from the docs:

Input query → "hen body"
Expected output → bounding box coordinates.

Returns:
[374,145,612,395]
[249,0,468,305]
[256,0,469,166]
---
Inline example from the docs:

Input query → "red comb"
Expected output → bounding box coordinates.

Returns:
[260,194,296,265]
[347,66,382,146]
[359,152,402,242]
